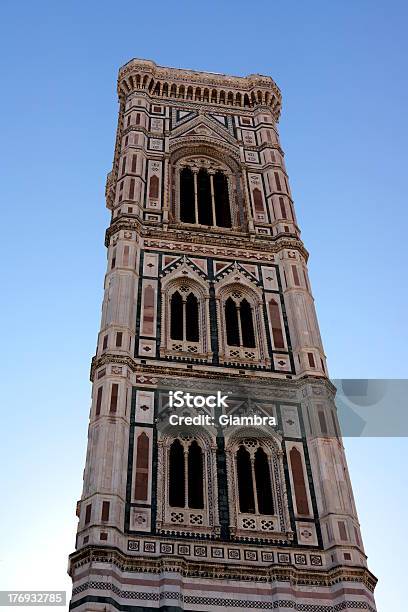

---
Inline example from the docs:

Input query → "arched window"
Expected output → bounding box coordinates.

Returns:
[236,442,274,515]
[170,291,199,342]
[214,171,231,228]
[289,447,310,515]
[169,438,204,510]
[188,441,204,508]
[179,164,231,228]
[255,447,273,514]
[237,446,255,512]
[240,299,255,348]
[134,432,149,501]
[269,299,285,349]
[169,439,185,507]
[170,291,183,340]
[197,168,212,225]
[185,293,199,341]
[225,297,256,348]
[225,297,240,346]
[180,167,195,223]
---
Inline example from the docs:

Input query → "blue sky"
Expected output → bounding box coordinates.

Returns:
[0,1,407,610]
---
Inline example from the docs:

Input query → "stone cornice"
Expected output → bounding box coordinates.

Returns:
[68,545,377,592]
[90,353,335,398]
[104,218,309,261]
[117,58,282,119]
[119,58,281,95]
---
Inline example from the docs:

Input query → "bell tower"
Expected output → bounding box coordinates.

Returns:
[68,59,377,611]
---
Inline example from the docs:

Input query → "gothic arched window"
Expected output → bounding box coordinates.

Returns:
[170,291,199,343]
[169,439,185,507]
[225,297,240,346]
[185,293,199,341]
[169,438,204,510]
[188,440,204,508]
[214,171,231,228]
[255,447,274,514]
[236,442,274,515]
[225,297,256,348]
[179,164,232,228]
[180,167,195,223]
[197,168,212,225]
[170,291,183,340]
[237,445,255,512]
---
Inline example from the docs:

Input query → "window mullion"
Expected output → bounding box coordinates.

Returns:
[210,172,216,226]
[182,299,187,342]
[236,304,243,347]
[184,447,189,509]
[193,170,198,223]
[250,455,259,514]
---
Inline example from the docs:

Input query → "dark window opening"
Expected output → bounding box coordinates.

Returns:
[170,291,183,340]
[180,166,231,228]
[308,352,316,368]
[240,299,255,348]
[101,501,110,521]
[180,167,195,223]
[185,293,199,341]
[214,171,231,228]
[237,446,255,513]
[110,383,118,413]
[279,196,287,219]
[169,439,185,507]
[84,503,91,524]
[95,386,103,416]
[197,168,212,225]
[253,188,264,213]
[188,441,204,508]
[225,298,240,346]
[255,447,274,514]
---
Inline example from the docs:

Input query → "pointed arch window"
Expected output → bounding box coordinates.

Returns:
[188,440,204,508]
[214,171,231,227]
[225,297,255,348]
[169,439,185,507]
[237,446,255,512]
[179,164,231,228]
[170,290,199,342]
[180,167,195,223]
[197,168,212,225]
[169,438,204,509]
[236,442,274,515]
